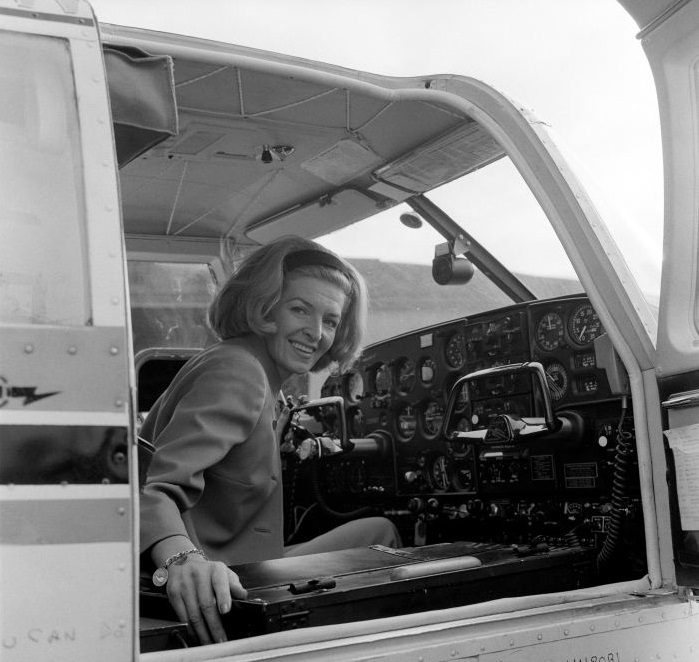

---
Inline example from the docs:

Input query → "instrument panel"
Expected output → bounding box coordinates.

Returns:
[319,295,632,508]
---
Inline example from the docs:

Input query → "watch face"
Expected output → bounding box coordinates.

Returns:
[152,567,169,587]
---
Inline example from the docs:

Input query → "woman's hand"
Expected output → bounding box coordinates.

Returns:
[165,554,247,644]
[275,402,294,453]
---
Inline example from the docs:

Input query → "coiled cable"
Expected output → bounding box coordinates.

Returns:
[597,396,633,569]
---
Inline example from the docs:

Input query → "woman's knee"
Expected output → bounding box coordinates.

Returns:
[360,517,402,547]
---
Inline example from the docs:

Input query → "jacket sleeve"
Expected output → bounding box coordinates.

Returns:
[139,348,269,554]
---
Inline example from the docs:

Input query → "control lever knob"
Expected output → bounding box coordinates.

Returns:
[404,471,420,483]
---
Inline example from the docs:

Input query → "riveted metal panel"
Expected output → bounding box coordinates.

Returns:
[0,326,128,414]
[0,6,94,24]
[479,616,699,662]
[0,0,93,23]
[0,542,133,662]
[0,6,137,661]
[0,497,131,543]
[175,594,698,662]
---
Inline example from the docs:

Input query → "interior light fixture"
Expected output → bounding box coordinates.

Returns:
[260,144,295,164]
[399,213,423,229]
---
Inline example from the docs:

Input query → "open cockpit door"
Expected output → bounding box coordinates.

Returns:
[0,1,177,659]
[631,0,699,593]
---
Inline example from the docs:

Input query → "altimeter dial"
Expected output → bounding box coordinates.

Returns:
[569,303,603,346]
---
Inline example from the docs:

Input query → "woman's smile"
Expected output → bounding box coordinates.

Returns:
[265,275,347,379]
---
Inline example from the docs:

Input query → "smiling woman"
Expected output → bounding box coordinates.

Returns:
[264,275,347,378]
[138,236,399,644]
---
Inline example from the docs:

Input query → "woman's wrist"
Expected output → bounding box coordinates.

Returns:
[152,548,208,587]
[151,535,197,568]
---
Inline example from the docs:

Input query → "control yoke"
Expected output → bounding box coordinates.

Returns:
[283,396,351,454]
[283,396,388,459]
[443,362,562,443]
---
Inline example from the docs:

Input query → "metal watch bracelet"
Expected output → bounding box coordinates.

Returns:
[152,548,208,587]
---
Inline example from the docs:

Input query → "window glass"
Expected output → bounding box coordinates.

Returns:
[128,261,218,354]
[318,158,583,345]
[0,32,89,325]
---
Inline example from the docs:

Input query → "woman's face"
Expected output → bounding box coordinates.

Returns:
[265,274,347,379]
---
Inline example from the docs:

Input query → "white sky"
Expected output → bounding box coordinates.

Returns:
[89,0,663,295]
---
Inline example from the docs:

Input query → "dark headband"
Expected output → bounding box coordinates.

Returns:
[284,249,349,275]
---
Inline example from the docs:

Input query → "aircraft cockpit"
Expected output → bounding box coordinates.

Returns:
[101,22,657,649]
[8,2,699,659]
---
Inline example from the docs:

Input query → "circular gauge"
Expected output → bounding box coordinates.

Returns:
[430,455,451,491]
[418,357,437,385]
[348,406,366,437]
[374,363,392,395]
[535,312,565,352]
[545,362,569,402]
[394,357,416,395]
[344,371,364,404]
[395,403,417,441]
[422,400,445,438]
[569,303,603,346]
[445,330,467,369]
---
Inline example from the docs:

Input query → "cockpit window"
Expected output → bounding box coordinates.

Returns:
[128,261,218,354]
[318,157,583,343]
[0,33,88,326]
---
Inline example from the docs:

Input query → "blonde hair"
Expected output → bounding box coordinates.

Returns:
[209,237,367,372]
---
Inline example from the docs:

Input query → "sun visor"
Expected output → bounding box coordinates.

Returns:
[103,47,179,168]
[246,190,382,243]
[375,123,504,193]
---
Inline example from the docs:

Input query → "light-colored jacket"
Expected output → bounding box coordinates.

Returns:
[139,335,284,565]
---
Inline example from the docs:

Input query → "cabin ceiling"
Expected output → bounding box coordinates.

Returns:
[106,31,505,247]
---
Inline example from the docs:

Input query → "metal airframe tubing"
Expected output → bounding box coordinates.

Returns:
[407,194,536,303]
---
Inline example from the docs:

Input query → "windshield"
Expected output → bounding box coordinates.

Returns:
[318,157,583,345]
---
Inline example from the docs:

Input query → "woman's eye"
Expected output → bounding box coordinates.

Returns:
[291,306,309,316]
[324,318,339,330]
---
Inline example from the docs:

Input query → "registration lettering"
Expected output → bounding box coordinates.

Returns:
[567,653,621,662]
